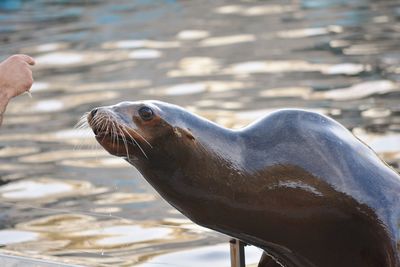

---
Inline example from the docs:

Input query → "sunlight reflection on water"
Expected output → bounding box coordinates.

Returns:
[0,0,399,266]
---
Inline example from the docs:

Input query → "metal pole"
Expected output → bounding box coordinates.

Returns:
[230,239,245,267]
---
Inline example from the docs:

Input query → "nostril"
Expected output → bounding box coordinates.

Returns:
[92,127,99,135]
[91,108,98,118]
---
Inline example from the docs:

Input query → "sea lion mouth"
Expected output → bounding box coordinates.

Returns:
[87,111,150,159]
[95,131,139,148]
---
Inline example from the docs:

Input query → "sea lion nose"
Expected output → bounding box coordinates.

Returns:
[90,108,98,118]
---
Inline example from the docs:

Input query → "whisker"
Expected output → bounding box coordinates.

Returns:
[100,115,111,144]
[121,124,153,149]
[117,123,131,159]
[74,113,89,128]
[111,115,119,148]
[73,113,95,151]
[122,126,148,159]
[97,115,108,133]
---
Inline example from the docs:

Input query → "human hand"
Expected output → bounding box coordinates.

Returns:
[0,54,35,100]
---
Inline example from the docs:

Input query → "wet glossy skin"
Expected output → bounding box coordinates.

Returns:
[88,100,400,267]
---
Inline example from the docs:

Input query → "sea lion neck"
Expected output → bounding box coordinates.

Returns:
[130,109,247,215]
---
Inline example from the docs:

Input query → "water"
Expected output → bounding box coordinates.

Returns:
[0,0,399,266]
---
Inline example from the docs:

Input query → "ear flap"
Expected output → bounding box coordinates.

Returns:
[182,128,195,141]
[173,127,195,141]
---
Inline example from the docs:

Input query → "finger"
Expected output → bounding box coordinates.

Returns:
[16,54,36,66]
[23,68,34,90]
[24,55,36,66]
[27,76,34,90]
[22,65,33,76]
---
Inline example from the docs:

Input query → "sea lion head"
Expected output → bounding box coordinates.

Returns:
[87,100,199,173]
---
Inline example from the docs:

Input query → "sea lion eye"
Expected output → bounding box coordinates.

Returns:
[138,106,154,121]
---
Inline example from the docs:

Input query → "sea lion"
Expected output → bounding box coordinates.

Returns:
[87,100,400,267]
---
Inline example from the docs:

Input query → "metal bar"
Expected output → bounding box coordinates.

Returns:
[230,238,246,267]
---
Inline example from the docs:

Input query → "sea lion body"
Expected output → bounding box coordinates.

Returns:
[88,100,400,267]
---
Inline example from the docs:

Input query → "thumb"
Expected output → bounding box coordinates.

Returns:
[17,54,36,66]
